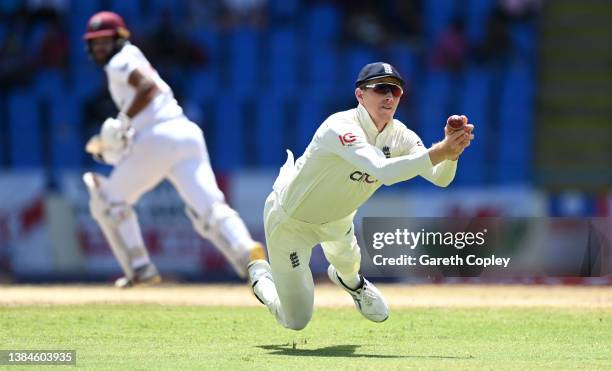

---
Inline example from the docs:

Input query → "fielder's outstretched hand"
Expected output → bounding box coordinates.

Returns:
[444,115,475,160]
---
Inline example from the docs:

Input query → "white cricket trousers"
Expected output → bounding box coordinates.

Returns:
[263,190,361,330]
[105,117,224,212]
[92,116,256,279]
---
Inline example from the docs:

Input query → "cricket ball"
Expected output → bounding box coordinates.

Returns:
[446,115,465,131]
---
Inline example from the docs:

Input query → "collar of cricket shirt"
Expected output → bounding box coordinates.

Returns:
[356,103,392,142]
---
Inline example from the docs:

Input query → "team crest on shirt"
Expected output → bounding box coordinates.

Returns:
[289,252,300,268]
[382,146,391,158]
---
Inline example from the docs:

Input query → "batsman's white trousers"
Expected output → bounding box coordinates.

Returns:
[105,117,224,212]
[93,116,257,279]
[263,156,361,330]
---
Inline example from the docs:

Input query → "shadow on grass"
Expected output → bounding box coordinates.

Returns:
[257,344,472,359]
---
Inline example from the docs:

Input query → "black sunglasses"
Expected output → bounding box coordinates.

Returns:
[362,83,403,97]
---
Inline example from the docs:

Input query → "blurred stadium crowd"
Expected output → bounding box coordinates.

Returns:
[0,0,541,185]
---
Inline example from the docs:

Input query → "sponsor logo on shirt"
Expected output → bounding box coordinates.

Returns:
[349,171,378,184]
[338,132,357,146]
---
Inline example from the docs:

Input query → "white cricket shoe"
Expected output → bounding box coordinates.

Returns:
[327,265,389,322]
[114,263,161,289]
[248,260,277,306]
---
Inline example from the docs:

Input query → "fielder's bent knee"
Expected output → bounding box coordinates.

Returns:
[284,315,311,331]
[281,303,313,331]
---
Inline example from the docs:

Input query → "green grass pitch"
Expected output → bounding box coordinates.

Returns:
[1,305,610,370]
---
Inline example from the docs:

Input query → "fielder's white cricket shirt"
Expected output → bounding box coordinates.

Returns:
[277,104,457,224]
[105,43,183,130]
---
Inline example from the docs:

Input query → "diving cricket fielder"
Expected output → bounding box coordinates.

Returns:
[249,62,474,330]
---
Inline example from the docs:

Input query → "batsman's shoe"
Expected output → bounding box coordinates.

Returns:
[327,265,389,322]
[248,259,277,306]
[115,263,161,289]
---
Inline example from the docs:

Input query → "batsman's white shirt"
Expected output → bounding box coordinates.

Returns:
[276,103,457,224]
[101,43,224,214]
[105,43,183,131]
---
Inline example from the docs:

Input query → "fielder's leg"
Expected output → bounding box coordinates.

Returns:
[168,156,265,279]
[321,231,362,288]
[249,192,317,331]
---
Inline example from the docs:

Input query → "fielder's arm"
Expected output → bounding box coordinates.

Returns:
[402,131,462,187]
[414,145,457,187]
[319,123,433,186]
[423,123,475,185]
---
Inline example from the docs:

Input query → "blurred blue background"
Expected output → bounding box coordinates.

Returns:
[0,0,542,184]
[0,0,611,282]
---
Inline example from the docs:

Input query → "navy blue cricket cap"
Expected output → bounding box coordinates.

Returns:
[355,62,404,88]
